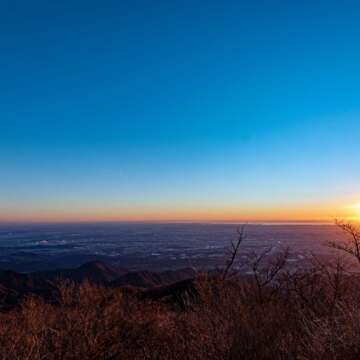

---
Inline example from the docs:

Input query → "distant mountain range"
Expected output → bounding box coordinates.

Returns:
[0,261,196,309]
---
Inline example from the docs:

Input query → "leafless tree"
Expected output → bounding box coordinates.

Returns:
[251,246,290,302]
[222,226,246,280]
[328,220,360,264]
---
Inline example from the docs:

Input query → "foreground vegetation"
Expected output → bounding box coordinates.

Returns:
[1,223,360,360]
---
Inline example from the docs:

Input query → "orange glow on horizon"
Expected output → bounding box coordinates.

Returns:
[345,203,360,222]
[352,203,360,216]
[0,201,353,224]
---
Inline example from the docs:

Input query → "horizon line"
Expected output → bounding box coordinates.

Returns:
[0,219,336,226]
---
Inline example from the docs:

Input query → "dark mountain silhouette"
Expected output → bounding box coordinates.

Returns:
[0,270,58,308]
[0,261,196,309]
[33,261,128,284]
[111,268,196,288]
[140,278,199,309]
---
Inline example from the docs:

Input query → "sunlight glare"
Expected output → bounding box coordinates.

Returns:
[351,203,360,218]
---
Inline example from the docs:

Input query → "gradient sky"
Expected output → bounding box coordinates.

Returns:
[1,0,360,223]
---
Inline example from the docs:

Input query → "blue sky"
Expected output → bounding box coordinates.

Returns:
[1,0,360,222]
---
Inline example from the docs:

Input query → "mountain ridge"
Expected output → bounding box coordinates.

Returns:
[0,261,196,308]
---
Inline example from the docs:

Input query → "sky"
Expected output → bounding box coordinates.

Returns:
[1,0,360,223]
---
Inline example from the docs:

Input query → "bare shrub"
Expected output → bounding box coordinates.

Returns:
[328,220,360,263]
[1,224,360,359]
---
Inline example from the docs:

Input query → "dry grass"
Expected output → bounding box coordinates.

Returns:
[1,223,360,359]
[1,265,360,360]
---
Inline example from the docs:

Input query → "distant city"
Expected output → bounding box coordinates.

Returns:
[0,223,346,273]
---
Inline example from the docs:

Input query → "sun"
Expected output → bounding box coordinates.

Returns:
[350,203,360,219]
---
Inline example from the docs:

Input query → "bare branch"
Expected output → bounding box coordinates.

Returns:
[222,225,246,280]
[328,220,360,264]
